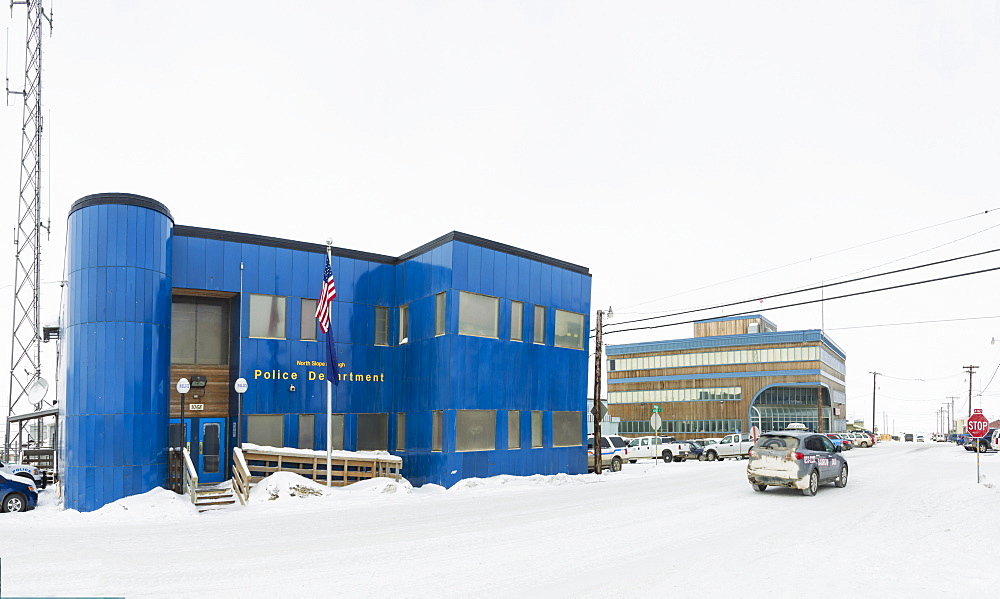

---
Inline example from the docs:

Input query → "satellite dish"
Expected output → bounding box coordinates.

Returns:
[28,378,49,405]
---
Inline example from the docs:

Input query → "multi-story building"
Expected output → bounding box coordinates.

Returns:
[605,315,846,439]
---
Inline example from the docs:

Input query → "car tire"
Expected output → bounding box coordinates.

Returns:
[753,484,767,492]
[662,450,673,463]
[834,464,848,488]
[802,470,819,496]
[2,492,27,513]
[706,450,718,461]
[610,456,623,472]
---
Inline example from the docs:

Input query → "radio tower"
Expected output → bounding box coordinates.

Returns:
[4,0,52,459]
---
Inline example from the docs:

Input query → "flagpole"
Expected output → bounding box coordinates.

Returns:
[325,245,333,487]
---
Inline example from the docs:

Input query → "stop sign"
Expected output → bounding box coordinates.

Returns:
[968,409,990,439]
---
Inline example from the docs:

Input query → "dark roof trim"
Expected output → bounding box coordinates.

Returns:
[173,225,397,265]
[174,226,590,274]
[69,193,174,222]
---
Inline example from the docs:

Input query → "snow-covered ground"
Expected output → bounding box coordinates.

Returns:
[2,441,997,597]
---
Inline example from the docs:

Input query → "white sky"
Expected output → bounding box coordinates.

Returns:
[2,2,1000,433]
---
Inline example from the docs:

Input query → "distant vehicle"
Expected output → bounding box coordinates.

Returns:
[747,431,848,496]
[932,433,946,442]
[916,435,925,442]
[0,471,38,513]
[626,436,691,463]
[587,434,628,472]
[824,433,846,449]
[891,435,900,441]
[703,433,754,461]
[904,433,914,442]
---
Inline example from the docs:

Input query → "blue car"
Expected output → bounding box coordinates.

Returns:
[0,471,38,513]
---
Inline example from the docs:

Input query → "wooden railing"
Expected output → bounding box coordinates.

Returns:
[240,444,402,487]
[232,447,251,505]
[182,448,199,504]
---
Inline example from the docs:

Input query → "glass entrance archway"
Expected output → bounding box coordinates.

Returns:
[750,385,831,432]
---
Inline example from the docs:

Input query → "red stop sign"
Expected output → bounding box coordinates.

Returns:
[968,410,989,438]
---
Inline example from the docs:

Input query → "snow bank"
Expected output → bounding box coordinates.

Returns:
[91,487,198,519]
[247,471,330,503]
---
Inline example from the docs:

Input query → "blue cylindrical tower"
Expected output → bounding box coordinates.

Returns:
[63,193,173,511]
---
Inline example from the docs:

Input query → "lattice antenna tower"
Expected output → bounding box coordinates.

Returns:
[5,0,52,459]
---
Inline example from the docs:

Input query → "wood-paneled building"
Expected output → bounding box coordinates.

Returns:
[605,315,846,439]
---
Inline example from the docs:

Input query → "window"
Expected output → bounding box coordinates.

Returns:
[531,410,543,448]
[329,414,345,450]
[249,294,286,339]
[171,297,230,364]
[458,291,499,338]
[456,410,496,451]
[432,410,443,451]
[374,306,389,346]
[399,304,409,344]
[300,299,317,341]
[554,310,584,350]
[357,413,388,450]
[435,292,446,336]
[552,411,582,447]
[510,301,523,342]
[298,414,315,449]
[396,413,406,451]
[508,411,520,449]
[246,415,283,447]
[533,305,545,344]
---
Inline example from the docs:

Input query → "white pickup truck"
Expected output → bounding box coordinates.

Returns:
[702,433,754,461]
[0,458,45,488]
[626,435,692,463]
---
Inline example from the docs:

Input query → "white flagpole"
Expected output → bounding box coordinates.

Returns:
[326,378,332,487]
[325,245,333,487]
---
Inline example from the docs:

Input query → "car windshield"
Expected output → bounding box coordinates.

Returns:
[755,434,800,451]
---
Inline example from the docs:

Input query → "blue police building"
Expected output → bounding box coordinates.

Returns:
[62,193,592,511]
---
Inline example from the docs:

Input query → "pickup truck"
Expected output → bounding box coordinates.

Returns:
[0,459,45,489]
[626,436,692,463]
[702,433,754,461]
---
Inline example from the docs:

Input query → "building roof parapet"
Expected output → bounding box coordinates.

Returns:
[607,329,846,360]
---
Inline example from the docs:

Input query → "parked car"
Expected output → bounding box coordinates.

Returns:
[0,459,44,489]
[963,429,997,453]
[703,433,754,461]
[904,433,914,442]
[0,471,38,512]
[824,433,845,449]
[586,434,629,472]
[916,435,925,442]
[626,436,691,463]
[747,431,848,496]
[848,432,872,448]
[932,433,946,442]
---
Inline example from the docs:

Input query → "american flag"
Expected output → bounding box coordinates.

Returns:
[315,253,337,333]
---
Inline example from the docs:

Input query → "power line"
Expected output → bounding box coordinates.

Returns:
[603,264,1000,336]
[620,207,999,311]
[602,250,1000,332]
[825,315,1000,331]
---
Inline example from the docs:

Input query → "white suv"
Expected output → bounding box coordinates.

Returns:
[586,434,629,472]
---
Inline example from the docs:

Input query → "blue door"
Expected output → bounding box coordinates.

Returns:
[198,418,226,484]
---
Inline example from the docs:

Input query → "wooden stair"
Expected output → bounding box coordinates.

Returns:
[193,481,238,512]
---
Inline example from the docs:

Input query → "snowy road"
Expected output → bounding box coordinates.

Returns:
[2,441,998,598]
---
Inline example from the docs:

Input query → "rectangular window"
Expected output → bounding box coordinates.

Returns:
[300,298,317,341]
[531,410,543,448]
[298,414,315,449]
[357,413,388,450]
[172,297,230,364]
[456,410,496,451]
[552,412,582,447]
[533,305,546,344]
[458,291,499,338]
[374,306,389,346]
[508,411,520,449]
[246,415,283,448]
[396,413,406,451]
[249,294,287,339]
[510,301,523,341]
[432,410,443,451]
[329,414,345,450]
[554,310,585,350]
[435,292,446,336]
[399,304,409,344]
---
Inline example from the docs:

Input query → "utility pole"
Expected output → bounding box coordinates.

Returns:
[591,308,606,474]
[869,372,879,435]
[947,396,958,434]
[964,366,978,420]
